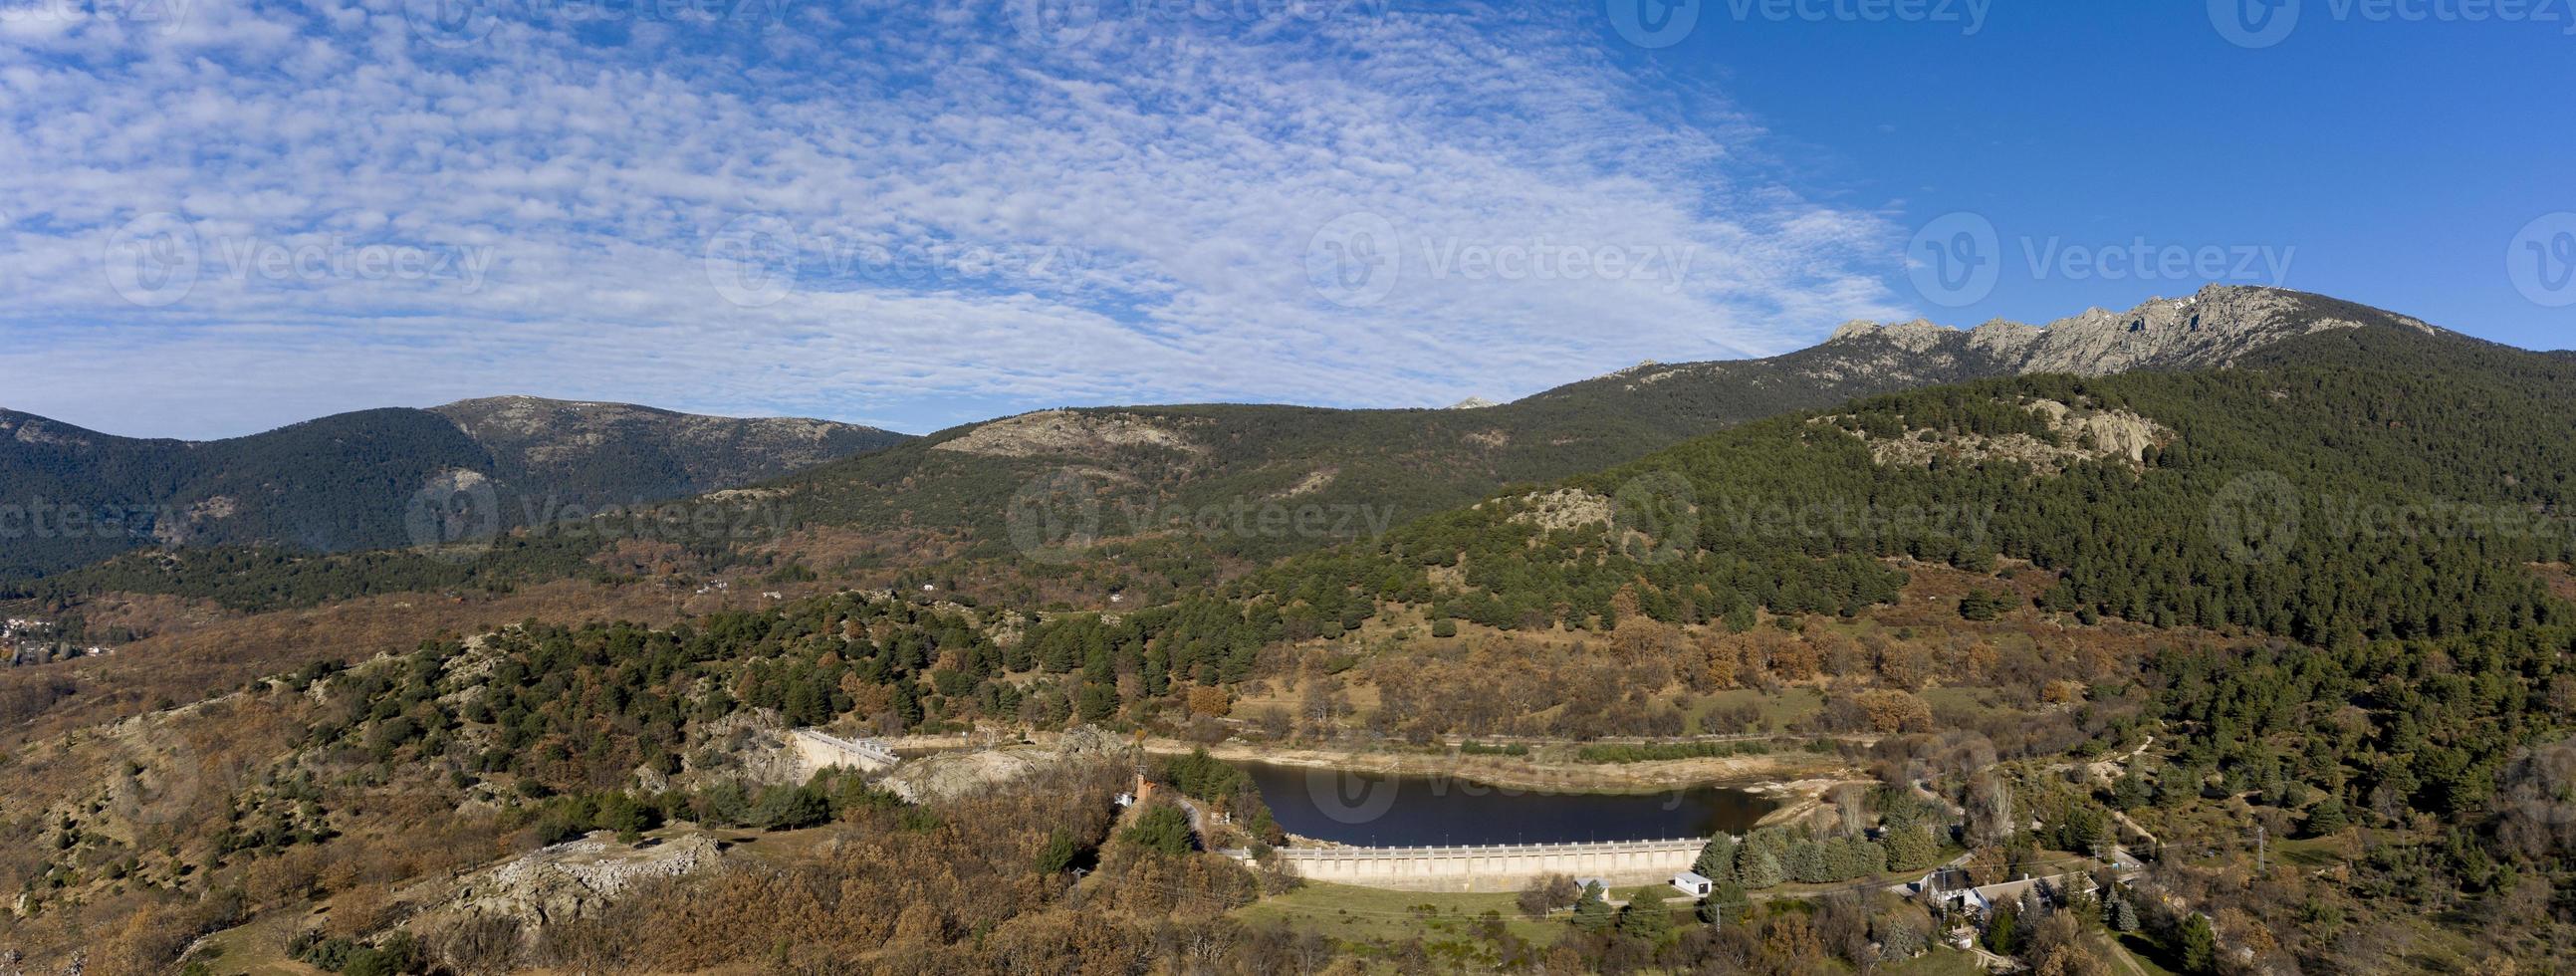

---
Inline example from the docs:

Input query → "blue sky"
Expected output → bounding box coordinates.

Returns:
[1,0,2568,439]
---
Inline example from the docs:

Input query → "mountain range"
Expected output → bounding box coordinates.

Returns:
[0,397,908,578]
[0,286,2471,598]
[5,285,2573,975]
[760,285,2446,573]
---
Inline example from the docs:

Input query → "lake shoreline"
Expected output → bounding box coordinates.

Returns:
[1156,738,1860,835]
[875,730,1863,834]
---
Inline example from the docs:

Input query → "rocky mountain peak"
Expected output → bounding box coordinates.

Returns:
[1820,285,2436,377]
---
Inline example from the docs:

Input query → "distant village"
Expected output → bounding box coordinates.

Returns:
[1,616,113,667]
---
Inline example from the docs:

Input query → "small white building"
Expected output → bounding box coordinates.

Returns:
[1671,871,1714,898]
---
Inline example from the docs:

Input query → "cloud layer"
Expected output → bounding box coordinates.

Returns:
[0,0,1905,438]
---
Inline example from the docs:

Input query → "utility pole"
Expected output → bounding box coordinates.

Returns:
[2252,825,2266,873]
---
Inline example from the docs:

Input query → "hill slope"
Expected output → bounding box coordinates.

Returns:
[765,285,2445,571]
[0,287,2452,608]
[0,398,908,577]
[1238,323,2574,648]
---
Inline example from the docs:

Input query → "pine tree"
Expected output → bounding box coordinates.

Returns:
[1034,829,1077,874]
[2305,796,2350,837]
[1884,822,1941,871]
[1572,882,1616,932]
[1693,834,1739,883]
[1786,840,1829,882]
[1983,903,2020,955]
[2179,913,2218,974]
[1737,847,1784,889]
[1617,887,1674,940]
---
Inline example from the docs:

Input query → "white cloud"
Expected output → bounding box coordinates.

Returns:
[0,0,1906,439]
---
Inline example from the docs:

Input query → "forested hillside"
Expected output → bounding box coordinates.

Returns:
[0,398,905,578]
[10,295,2576,973]
[752,287,2445,579]
[4,288,2441,614]
[1240,326,2574,648]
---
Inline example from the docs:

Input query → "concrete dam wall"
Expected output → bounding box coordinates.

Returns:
[1271,838,1706,893]
[787,729,901,775]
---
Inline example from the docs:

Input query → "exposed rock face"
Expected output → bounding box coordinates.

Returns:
[1820,284,2437,378]
[931,409,1207,458]
[1278,469,1337,497]
[1541,286,2441,415]
[433,833,721,930]
[877,726,1122,803]
[1844,398,2173,475]
[1499,488,1615,532]
[1447,396,1502,410]
[0,412,97,447]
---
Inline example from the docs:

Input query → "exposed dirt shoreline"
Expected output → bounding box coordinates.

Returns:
[881,732,1861,829]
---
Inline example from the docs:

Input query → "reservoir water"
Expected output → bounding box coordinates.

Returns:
[1240,761,1778,848]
